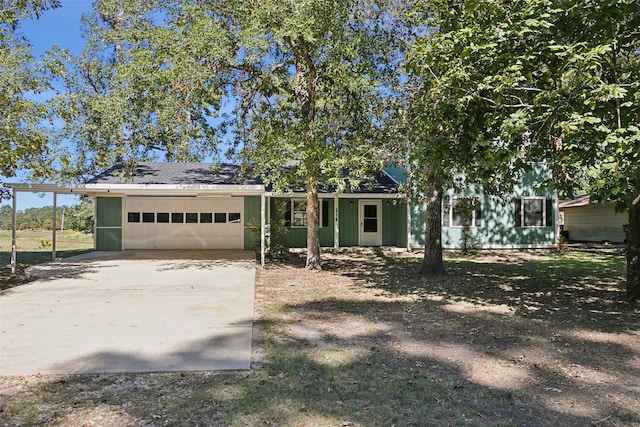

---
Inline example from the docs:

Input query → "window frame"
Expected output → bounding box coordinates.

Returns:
[285,198,329,228]
[443,196,482,228]
[515,197,553,228]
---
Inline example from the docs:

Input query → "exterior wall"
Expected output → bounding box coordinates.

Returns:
[272,197,335,248]
[338,198,358,246]
[382,200,408,247]
[410,164,557,249]
[562,203,628,243]
[96,196,122,250]
[270,197,406,248]
[244,196,262,250]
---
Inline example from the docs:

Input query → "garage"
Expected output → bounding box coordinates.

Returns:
[124,196,245,249]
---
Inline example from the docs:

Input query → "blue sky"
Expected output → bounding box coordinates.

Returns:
[2,1,93,210]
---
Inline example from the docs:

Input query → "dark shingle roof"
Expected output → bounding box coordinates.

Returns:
[87,162,399,194]
[88,162,262,186]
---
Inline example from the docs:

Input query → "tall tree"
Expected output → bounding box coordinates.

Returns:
[409,0,640,300]
[0,0,63,194]
[219,0,408,269]
[59,0,228,180]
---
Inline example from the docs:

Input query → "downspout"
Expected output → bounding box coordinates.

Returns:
[11,189,17,274]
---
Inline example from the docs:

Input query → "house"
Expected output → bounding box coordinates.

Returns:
[409,163,558,249]
[6,162,558,265]
[559,194,627,243]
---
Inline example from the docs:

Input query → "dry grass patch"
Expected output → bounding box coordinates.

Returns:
[1,249,638,426]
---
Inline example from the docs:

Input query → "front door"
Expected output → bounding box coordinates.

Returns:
[359,200,382,246]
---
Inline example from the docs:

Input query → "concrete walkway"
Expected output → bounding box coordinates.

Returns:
[0,250,256,375]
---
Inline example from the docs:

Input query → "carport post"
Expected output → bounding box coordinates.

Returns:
[11,189,17,274]
[52,192,57,261]
[260,193,265,267]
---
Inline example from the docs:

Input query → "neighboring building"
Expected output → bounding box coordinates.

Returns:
[559,195,628,243]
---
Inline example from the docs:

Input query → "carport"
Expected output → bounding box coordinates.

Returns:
[0,250,256,374]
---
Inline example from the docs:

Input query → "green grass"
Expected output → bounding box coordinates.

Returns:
[0,230,94,279]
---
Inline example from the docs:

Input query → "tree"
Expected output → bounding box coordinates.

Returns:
[59,0,227,180]
[409,0,640,300]
[65,197,94,232]
[219,0,408,269]
[0,0,64,194]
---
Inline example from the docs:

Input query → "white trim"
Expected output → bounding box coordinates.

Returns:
[445,196,481,228]
[334,194,340,249]
[11,190,17,274]
[260,193,265,268]
[265,192,401,199]
[358,199,382,246]
[5,182,265,196]
[519,196,548,228]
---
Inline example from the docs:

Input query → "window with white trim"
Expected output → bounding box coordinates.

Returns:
[284,199,330,228]
[515,197,553,227]
[443,197,482,227]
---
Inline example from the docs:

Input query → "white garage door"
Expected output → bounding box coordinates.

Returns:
[124,197,244,249]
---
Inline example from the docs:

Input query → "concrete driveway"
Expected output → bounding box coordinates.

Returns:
[0,250,255,375]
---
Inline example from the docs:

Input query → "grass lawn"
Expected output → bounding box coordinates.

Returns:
[0,230,94,289]
[0,248,638,426]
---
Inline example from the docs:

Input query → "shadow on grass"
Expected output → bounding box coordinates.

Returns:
[322,250,635,333]
[0,249,94,290]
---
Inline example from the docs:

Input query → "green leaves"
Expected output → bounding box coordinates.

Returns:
[0,0,64,180]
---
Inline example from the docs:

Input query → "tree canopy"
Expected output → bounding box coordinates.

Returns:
[408,0,640,299]
[0,0,64,189]
[220,0,409,268]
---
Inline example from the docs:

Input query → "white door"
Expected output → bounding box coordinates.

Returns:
[359,200,382,246]
[124,197,244,249]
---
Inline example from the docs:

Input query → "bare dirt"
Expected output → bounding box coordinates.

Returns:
[253,249,640,426]
[1,249,638,426]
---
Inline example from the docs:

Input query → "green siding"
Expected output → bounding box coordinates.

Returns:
[244,196,261,250]
[338,199,358,246]
[271,198,335,248]
[96,228,122,251]
[96,197,122,227]
[96,197,122,250]
[382,201,407,247]
[410,164,557,249]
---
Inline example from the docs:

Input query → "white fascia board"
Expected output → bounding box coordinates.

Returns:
[6,182,265,196]
[265,191,403,199]
[4,183,82,194]
[84,183,265,195]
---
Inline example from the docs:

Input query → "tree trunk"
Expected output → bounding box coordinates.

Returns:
[627,192,640,301]
[421,168,445,275]
[306,178,321,270]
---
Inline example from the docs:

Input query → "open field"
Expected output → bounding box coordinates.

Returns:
[0,230,94,289]
[0,249,638,426]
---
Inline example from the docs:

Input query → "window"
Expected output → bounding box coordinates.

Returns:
[229,212,241,223]
[127,212,140,223]
[443,197,482,227]
[171,212,184,223]
[284,199,329,228]
[186,213,198,223]
[292,200,307,227]
[157,212,170,223]
[215,213,227,223]
[363,204,378,232]
[142,212,155,223]
[200,213,213,223]
[515,197,553,227]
